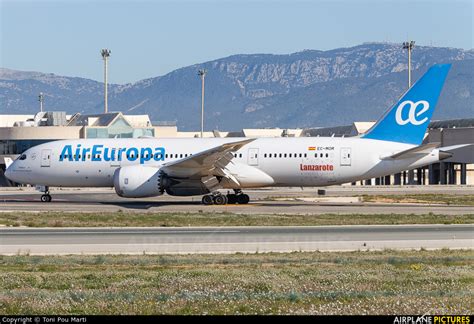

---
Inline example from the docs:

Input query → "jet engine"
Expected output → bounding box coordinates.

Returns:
[113,165,211,198]
[113,165,164,198]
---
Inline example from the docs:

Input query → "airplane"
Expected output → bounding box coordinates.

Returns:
[5,64,460,205]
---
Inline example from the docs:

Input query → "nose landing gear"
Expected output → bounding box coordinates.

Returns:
[39,186,52,202]
[201,190,249,205]
[40,194,52,202]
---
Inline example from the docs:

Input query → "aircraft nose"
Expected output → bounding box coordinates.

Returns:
[4,163,14,181]
[4,168,12,180]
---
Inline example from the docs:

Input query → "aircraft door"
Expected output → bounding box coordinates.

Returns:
[340,148,351,166]
[248,148,259,166]
[41,149,52,167]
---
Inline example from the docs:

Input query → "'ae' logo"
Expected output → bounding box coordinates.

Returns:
[395,100,430,126]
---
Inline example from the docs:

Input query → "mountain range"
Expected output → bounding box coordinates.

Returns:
[1,43,473,130]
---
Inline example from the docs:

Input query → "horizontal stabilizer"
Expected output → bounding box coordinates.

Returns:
[438,143,473,152]
[438,143,474,160]
[381,142,440,160]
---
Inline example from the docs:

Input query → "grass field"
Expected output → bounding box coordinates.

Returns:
[362,194,474,206]
[0,211,473,227]
[0,250,472,315]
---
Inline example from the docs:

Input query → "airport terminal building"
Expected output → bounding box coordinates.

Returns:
[1,112,473,186]
[303,119,474,186]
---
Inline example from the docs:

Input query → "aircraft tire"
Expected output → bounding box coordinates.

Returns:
[41,194,52,202]
[202,195,214,205]
[237,194,249,204]
[226,194,237,204]
[213,195,228,205]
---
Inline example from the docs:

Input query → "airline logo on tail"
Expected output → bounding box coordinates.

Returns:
[362,64,451,145]
[395,100,430,126]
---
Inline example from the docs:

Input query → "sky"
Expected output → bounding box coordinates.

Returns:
[1,0,472,84]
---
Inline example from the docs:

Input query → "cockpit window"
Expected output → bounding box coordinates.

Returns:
[19,154,27,160]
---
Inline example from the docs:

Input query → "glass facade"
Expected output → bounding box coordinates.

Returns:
[1,116,154,156]
[0,139,54,155]
[85,117,154,138]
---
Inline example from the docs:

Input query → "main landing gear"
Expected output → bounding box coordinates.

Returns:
[40,186,52,202]
[201,190,250,205]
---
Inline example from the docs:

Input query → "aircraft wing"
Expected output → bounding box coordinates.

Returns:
[381,142,440,160]
[160,138,255,183]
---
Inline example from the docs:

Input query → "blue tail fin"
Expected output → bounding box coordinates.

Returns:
[362,64,451,145]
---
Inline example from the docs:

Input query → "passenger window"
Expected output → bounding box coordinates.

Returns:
[299,153,302,158]
[264,154,267,158]
[289,154,292,158]
[304,154,307,158]
[279,153,282,158]
[326,153,329,158]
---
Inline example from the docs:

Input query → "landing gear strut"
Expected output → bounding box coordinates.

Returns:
[40,186,52,202]
[201,190,249,205]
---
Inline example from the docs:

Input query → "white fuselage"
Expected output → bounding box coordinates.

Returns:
[7,137,440,190]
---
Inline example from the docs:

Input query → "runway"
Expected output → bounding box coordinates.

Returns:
[1,186,473,215]
[0,224,472,255]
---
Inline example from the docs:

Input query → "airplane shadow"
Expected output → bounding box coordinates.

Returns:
[100,200,203,209]
[1,197,370,210]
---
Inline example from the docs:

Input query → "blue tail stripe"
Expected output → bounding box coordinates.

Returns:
[362,64,451,145]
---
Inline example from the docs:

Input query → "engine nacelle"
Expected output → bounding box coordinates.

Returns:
[113,165,163,198]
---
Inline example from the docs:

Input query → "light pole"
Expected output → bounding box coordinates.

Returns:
[402,41,415,88]
[403,40,416,185]
[101,49,111,113]
[38,92,44,113]
[198,69,207,138]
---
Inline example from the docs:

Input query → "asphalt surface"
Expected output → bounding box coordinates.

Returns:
[0,224,472,255]
[0,186,473,215]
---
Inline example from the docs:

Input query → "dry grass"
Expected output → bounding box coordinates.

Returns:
[0,211,473,227]
[362,194,474,206]
[0,249,472,315]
